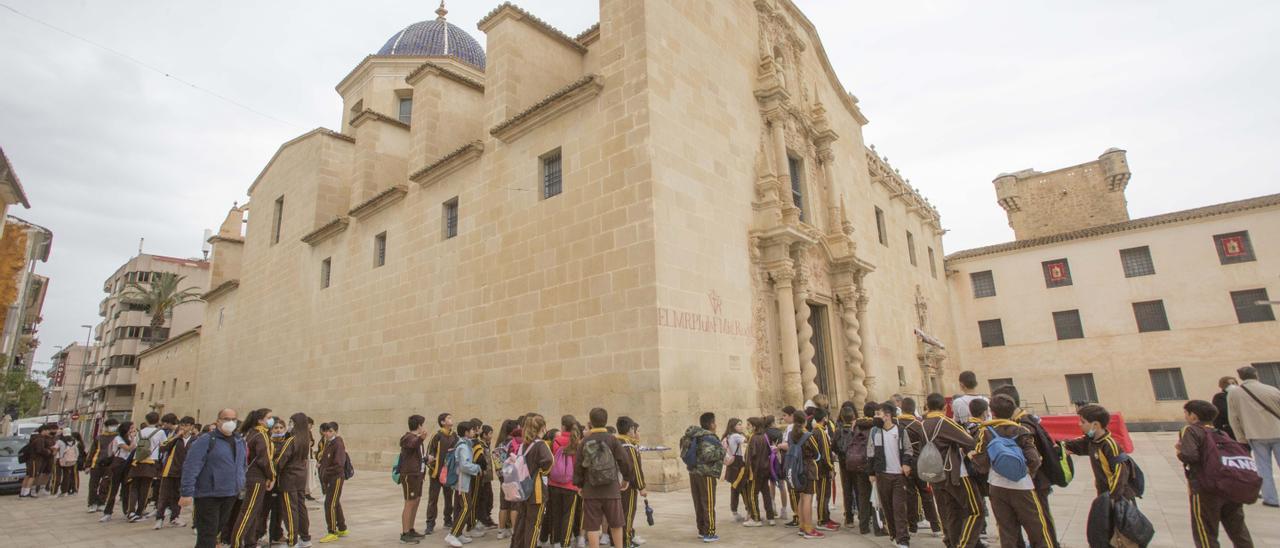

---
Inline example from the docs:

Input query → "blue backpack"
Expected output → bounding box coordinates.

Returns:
[784,432,815,486]
[986,427,1028,481]
[392,454,402,485]
[682,434,715,470]
[442,449,459,488]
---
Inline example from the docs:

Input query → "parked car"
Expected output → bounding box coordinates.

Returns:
[0,436,27,494]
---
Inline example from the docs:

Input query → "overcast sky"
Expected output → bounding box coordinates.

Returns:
[2,1,1277,376]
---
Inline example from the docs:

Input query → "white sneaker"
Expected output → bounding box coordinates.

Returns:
[768,519,777,526]
[733,512,744,522]
[99,514,112,523]
[469,530,485,538]
[154,521,164,530]
[170,519,186,528]
[460,535,473,544]
[495,530,510,540]
[632,534,646,545]
[297,540,314,547]
[897,544,909,548]
[743,520,763,527]
[444,534,464,548]
[87,506,99,513]
[577,537,586,548]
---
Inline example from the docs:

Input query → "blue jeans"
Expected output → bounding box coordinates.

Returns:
[1250,439,1280,505]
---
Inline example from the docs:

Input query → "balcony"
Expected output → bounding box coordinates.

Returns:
[100,366,136,388]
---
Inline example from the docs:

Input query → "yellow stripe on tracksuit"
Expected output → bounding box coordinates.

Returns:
[956,477,980,547]
[1031,490,1056,548]
[1191,493,1210,548]
[233,483,262,545]
[329,477,344,532]
[528,502,547,548]
[706,476,717,535]
[562,493,578,547]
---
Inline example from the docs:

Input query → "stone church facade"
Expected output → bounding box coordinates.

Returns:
[135,0,956,487]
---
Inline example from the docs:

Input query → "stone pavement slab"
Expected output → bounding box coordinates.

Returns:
[2,433,1278,547]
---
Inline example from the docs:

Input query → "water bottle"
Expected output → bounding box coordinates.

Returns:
[644,498,655,526]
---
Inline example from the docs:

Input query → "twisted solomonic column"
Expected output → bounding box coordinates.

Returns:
[795,285,819,400]
[838,288,867,407]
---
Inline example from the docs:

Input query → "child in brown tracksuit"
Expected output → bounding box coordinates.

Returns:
[318,421,350,541]
[1063,404,1135,501]
[228,409,277,547]
[745,417,775,526]
[87,418,120,511]
[1176,400,1253,548]
[426,413,458,534]
[155,417,195,528]
[972,394,1055,548]
[511,414,554,548]
[920,393,979,548]
[574,408,634,548]
[870,402,915,547]
[617,416,647,547]
[897,398,942,535]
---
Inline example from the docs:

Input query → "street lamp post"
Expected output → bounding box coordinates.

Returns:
[72,324,93,437]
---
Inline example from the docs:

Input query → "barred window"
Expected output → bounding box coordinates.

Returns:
[1132,300,1170,332]
[971,270,996,298]
[1214,231,1255,264]
[1066,373,1098,404]
[374,232,387,268]
[443,198,459,239]
[398,97,413,125]
[542,149,562,199]
[1149,368,1188,401]
[1119,246,1155,277]
[1231,288,1275,323]
[1053,310,1084,340]
[1042,258,1072,288]
[1256,362,1280,389]
[789,156,805,221]
[978,319,1005,348]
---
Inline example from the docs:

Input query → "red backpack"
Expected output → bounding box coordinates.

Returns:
[1199,427,1262,504]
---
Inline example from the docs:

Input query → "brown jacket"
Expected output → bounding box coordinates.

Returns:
[400,431,427,477]
[244,426,276,484]
[89,432,115,468]
[1176,423,1214,491]
[319,435,348,480]
[574,428,634,500]
[426,429,457,479]
[921,412,977,486]
[618,434,646,491]
[1064,431,1133,500]
[971,419,1041,480]
[747,433,772,481]
[159,434,192,478]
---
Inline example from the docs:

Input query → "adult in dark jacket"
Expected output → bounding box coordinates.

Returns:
[1212,377,1237,439]
[180,408,248,548]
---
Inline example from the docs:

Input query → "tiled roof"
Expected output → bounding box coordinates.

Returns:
[410,141,484,184]
[477,2,588,54]
[946,193,1280,262]
[406,61,485,91]
[490,74,602,141]
[378,19,486,70]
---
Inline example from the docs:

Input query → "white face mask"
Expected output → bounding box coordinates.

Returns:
[265,417,275,428]
[219,420,237,435]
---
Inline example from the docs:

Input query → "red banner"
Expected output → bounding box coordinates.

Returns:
[1039,413,1134,453]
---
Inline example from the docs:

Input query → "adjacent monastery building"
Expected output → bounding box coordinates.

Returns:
[136,0,957,486]
[947,150,1280,426]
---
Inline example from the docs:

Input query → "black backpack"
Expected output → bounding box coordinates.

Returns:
[1112,453,1145,498]
[1024,416,1070,487]
[17,441,32,464]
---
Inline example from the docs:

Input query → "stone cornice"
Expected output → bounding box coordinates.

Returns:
[137,326,201,359]
[206,235,244,245]
[248,128,353,195]
[300,216,350,246]
[490,74,603,143]
[410,141,484,186]
[477,2,589,54]
[406,61,485,91]
[350,109,410,130]
[575,23,600,46]
[348,185,408,220]
[201,279,239,302]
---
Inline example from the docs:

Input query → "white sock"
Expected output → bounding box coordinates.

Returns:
[20,488,29,496]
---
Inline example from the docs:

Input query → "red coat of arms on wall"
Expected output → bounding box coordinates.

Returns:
[1221,235,1246,257]
[1047,262,1067,282]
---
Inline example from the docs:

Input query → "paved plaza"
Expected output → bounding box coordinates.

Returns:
[2,433,1277,547]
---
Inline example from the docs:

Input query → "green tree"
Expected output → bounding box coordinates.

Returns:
[119,273,203,341]
[1,368,45,418]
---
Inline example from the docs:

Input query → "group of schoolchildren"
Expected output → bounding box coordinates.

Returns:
[395,409,645,548]
[20,408,354,548]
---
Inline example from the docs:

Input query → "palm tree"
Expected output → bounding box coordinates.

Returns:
[119,273,203,342]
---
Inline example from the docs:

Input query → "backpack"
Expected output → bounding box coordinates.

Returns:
[681,435,703,470]
[768,444,782,481]
[344,458,355,480]
[391,454,402,485]
[1024,417,1070,487]
[1056,441,1075,486]
[1198,427,1261,504]
[59,442,79,467]
[916,421,947,483]
[136,430,160,460]
[501,441,535,502]
[582,438,620,486]
[784,431,814,487]
[1111,453,1144,498]
[986,427,1029,482]
[721,438,734,466]
[844,428,870,472]
[549,444,575,485]
[443,443,462,488]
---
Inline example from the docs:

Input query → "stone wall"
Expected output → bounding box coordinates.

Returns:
[994,149,1131,240]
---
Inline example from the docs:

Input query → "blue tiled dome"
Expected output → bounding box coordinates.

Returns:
[377,16,486,70]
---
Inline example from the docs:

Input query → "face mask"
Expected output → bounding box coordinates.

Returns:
[220,420,237,435]
[265,417,275,428]
[1085,427,1096,438]
[106,426,117,433]
[872,417,885,429]
[271,432,286,439]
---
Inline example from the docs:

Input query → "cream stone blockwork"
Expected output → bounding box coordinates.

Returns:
[994,148,1132,241]
[166,0,956,490]
[133,328,201,421]
[948,198,1280,423]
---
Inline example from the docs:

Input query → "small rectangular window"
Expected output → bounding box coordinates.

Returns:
[443,198,459,239]
[988,378,1014,392]
[172,378,177,397]
[875,207,888,246]
[1066,373,1099,404]
[320,258,331,289]
[542,149,563,199]
[928,247,937,278]
[978,319,1005,348]
[906,231,917,266]
[1231,288,1275,323]
[1256,362,1280,389]
[1119,246,1155,277]
[271,196,284,245]
[398,97,413,125]
[788,156,805,221]
[374,232,387,268]
[1042,258,1072,288]
[1133,300,1170,332]
[1214,231,1255,264]
[1053,310,1085,340]
[971,270,996,298]
[1149,368,1188,401]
